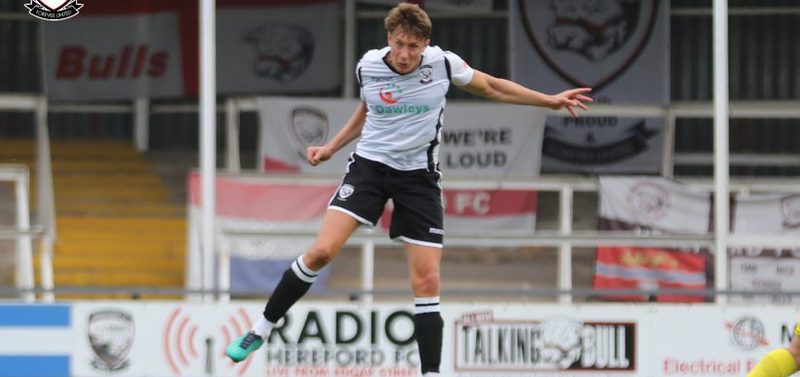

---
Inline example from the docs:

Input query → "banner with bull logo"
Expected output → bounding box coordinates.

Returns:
[594,177,713,302]
[510,0,670,173]
[42,0,341,100]
[257,97,547,178]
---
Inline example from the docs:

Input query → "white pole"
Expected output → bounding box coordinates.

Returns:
[39,236,54,302]
[713,0,730,304]
[14,171,35,303]
[133,97,150,152]
[361,239,374,304]
[343,0,356,98]
[558,185,573,304]
[225,98,240,172]
[35,98,56,241]
[200,0,217,302]
[661,108,676,178]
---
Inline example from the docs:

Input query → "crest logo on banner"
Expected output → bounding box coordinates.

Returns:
[290,107,329,159]
[88,309,135,372]
[626,180,670,223]
[25,0,83,21]
[781,195,800,228]
[724,316,769,351]
[245,25,314,82]
[518,0,659,90]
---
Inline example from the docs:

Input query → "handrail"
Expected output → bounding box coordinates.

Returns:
[211,174,800,304]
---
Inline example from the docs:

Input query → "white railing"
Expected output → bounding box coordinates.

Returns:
[214,173,800,304]
[0,164,54,302]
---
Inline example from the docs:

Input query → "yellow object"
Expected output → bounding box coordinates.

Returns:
[795,323,800,336]
[747,348,798,377]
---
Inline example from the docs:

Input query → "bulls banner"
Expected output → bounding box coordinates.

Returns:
[258,97,546,177]
[730,194,800,304]
[42,0,341,100]
[510,0,670,173]
[187,173,537,294]
[594,177,713,302]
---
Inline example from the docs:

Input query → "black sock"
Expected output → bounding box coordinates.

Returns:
[263,256,318,322]
[414,297,443,374]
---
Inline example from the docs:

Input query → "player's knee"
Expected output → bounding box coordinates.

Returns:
[411,271,440,296]
[305,243,338,269]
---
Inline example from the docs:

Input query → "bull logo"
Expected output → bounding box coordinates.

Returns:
[519,0,658,90]
[245,25,314,82]
[540,320,583,369]
[88,309,135,371]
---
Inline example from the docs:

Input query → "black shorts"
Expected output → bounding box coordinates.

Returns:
[329,153,444,247]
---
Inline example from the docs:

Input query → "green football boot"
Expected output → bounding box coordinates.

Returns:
[225,331,264,362]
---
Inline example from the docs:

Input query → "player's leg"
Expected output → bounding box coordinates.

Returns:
[405,243,443,377]
[747,321,800,377]
[227,154,388,362]
[226,210,359,362]
[390,166,444,376]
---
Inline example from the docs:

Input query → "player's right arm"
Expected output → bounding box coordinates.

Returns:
[307,101,367,166]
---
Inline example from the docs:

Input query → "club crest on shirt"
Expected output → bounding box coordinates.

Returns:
[419,64,433,84]
[338,184,355,200]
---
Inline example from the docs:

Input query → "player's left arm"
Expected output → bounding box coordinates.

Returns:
[460,69,593,117]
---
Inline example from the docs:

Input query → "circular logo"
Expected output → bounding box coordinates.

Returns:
[626,181,670,223]
[379,82,402,104]
[728,316,766,351]
[337,184,355,200]
[419,64,433,84]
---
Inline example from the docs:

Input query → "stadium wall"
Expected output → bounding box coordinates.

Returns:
[1,302,797,377]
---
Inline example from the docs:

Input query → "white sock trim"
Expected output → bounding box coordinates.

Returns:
[414,296,440,314]
[250,316,275,338]
[291,256,318,283]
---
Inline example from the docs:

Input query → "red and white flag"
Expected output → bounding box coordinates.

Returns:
[594,177,712,302]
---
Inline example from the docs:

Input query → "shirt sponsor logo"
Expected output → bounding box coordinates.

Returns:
[378,82,402,104]
[374,104,431,115]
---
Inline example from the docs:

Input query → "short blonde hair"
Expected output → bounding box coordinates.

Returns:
[384,3,431,39]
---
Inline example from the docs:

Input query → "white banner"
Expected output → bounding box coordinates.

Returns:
[258,97,546,178]
[730,194,800,304]
[510,0,670,173]
[3,302,796,377]
[216,2,341,94]
[599,177,711,234]
[43,12,185,100]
